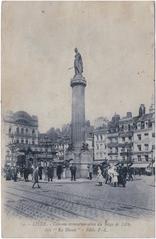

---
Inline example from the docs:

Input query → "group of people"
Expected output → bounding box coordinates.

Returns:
[96,163,133,187]
[4,161,134,189]
[4,166,18,182]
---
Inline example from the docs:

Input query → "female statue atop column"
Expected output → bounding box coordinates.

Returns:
[74,48,83,76]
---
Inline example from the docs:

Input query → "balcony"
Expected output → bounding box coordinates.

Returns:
[107,142,118,147]
[119,131,133,137]
[107,133,118,138]
[118,142,133,147]
[108,152,118,155]
[8,132,37,138]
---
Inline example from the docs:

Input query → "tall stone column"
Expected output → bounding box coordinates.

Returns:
[71,74,86,151]
[64,48,93,178]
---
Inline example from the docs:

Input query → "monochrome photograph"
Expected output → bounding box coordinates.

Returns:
[1,1,155,238]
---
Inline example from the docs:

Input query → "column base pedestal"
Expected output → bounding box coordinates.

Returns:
[64,149,93,178]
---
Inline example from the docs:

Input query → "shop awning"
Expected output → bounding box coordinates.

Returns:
[131,163,149,168]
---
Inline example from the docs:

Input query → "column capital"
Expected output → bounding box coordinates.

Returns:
[71,74,86,87]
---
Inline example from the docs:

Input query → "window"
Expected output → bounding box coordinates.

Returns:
[100,135,103,140]
[26,128,28,133]
[152,145,155,150]
[32,140,34,145]
[138,155,142,161]
[16,139,19,144]
[129,136,132,140]
[137,145,141,151]
[21,128,24,134]
[96,144,99,150]
[152,133,155,137]
[128,124,131,131]
[32,129,35,135]
[148,121,152,128]
[21,138,24,144]
[124,125,127,130]
[144,144,149,151]
[145,155,148,162]
[9,128,11,134]
[141,122,145,129]
[144,133,149,136]
[122,156,125,161]
[137,123,141,129]
[137,134,141,140]
[122,137,125,142]
[26,139,28,144]
[16,127,19,133]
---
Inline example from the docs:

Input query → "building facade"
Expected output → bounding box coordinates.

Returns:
[3,111,39,166]
[93,104,155,168]
[118,112,133,162]
[94,128,108,162]
[133,105,155,164]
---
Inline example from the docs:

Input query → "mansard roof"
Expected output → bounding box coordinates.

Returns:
[133,112,154,123]
[4,111,38,127]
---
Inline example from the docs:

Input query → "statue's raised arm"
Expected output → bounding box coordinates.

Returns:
[74,48,83,76]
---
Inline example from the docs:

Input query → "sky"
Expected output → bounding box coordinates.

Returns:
[2,1,154,132]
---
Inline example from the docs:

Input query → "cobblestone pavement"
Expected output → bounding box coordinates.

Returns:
[2,175,155,221]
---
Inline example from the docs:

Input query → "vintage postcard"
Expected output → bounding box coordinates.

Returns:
[1,1,155,238]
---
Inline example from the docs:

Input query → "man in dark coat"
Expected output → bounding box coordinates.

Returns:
[24,167,29,182]
[70,164,77,181]
[47,164,54,182]
[12,167,18,182]
[38,166,43,180]
[57,164,62,180]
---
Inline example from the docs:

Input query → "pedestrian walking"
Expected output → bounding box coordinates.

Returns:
[32,166,40,188]
[70,163,77,181]
[88,164,93,180]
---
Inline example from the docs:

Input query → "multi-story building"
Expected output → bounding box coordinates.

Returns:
[133,104,155,164]
[107,114,120,162]
[93,127,108,162]
[93,104,155,169]
[3,111,39,166]
[4,104,155,171]
[94,117,109,129]
[118,112,133,162]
